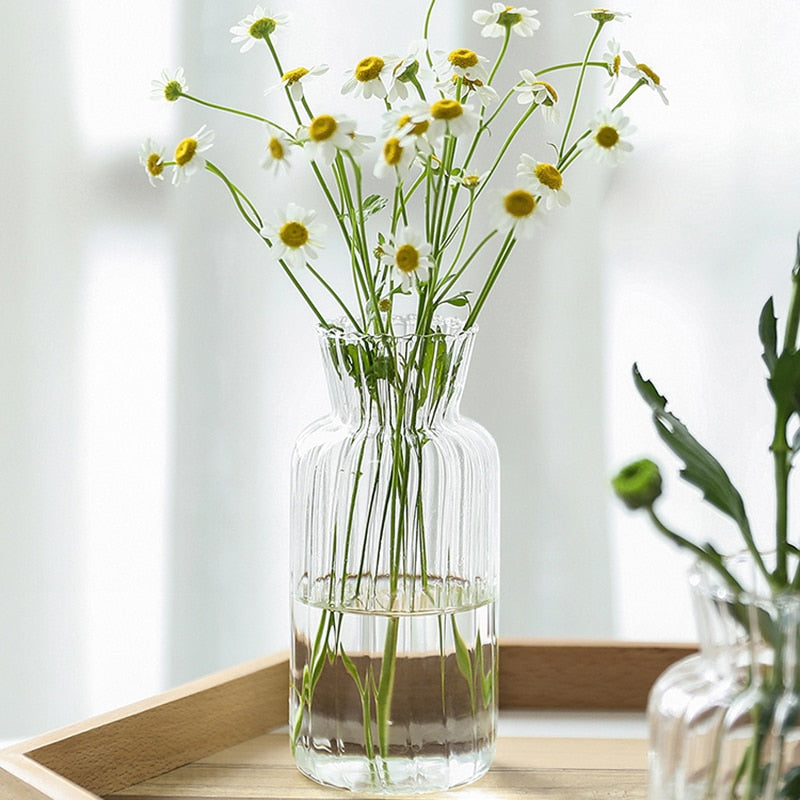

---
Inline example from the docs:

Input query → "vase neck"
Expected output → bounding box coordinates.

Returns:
[319,319,476,428]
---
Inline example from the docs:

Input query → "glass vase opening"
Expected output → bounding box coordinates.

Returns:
[289,316,501,794]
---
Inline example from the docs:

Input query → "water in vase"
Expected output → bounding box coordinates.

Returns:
[290,576,497,794]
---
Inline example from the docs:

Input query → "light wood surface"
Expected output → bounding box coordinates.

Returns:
[108,732,648,799]
[0,640,696,800]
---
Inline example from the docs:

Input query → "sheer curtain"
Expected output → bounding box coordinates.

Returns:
[7,0,795,745]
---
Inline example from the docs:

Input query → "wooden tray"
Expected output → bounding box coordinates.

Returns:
[0,639,694,799]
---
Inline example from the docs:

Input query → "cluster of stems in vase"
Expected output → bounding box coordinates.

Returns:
[613,232,800,598]
[142,2,663,339]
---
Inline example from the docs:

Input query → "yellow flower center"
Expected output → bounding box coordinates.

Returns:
[595,125,620,149]
[612,54,621,76]
[282,66,309,84]
[397,114,430,137]
[279,221,309,249]
[636,62,661,85]
[268,137,284,160]
[448,48,479,69]
[146,153,164,176]
[431,98,463,121]
[309,115,337,142]
[533,80,558,103]
[534,163,562,190]
[174,137,198,166]
[354,56,385,82]
[395,244,420,274]
[383,138,404,167]
[249,17,277,39]
[504,189,536,219]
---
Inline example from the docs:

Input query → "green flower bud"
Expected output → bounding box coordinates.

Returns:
[612,458,663,510]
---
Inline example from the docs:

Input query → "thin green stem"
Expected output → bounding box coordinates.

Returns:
[487,28,511,85]
[558,21,605,160]
[179,92,286,131]
[463,231,515,329]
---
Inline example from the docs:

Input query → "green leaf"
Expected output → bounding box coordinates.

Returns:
[759,297,778,372]
[339,646,364,694]
[632,364,750,534]
[768,349,800,421]
[452,617,473,685]
[442,292,472,308]
[779,766,800,800]
[359,194,388,221]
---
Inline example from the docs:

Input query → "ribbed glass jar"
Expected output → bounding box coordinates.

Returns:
[648,554,800,800]
[289,316,500,794]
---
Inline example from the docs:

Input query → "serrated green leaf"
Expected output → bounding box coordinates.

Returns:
[632,364,750,534]
[759,297,778,372]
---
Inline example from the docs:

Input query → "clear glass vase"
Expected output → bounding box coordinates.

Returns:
[648,554,800,800]
[289,316,500,794]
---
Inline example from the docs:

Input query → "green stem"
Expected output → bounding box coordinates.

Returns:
[179,92,287,131]
[646,507,746,595]
[487,27,511,85]
[558,21,605,160]
[463,231,515,329]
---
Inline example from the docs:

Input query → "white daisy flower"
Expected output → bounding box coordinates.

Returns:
[603,39,622,93]
[621,51,668,104]
[437,48,491,84]
[513,69,559,122]
[346,131,376,158]
[437,72,499,106]
[261,127,293,175]
[472,4,540,38]
[268,64,328,101]
[374,135,417,179]
[150,67,186,102]
[581,108,636,165]
[261,203,325,269]
[303,113,357,165]
[387,40,434,102]
[575,8,631,23]
[492,187,542,239]
[341,55,397,100]
[428,98,479,142]
[139,138,166,186]
[516,155,570,210]
[171,125,214,185]
[382,105,435,154]
[382,227,433,291]
[230,5,289,53]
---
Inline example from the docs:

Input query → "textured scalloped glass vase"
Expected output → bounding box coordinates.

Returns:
[648,555,800,800]
[288,317,501,794]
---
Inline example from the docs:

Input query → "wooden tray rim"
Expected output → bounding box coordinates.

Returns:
[0,638,695,800]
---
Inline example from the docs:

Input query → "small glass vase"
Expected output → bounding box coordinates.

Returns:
[648,554,800,800]
[289,316,500,794]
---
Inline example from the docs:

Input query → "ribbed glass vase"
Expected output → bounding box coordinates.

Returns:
[648,554,800,800]
[289,316,501,794]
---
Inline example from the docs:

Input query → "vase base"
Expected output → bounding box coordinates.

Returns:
[293,745,496,794]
